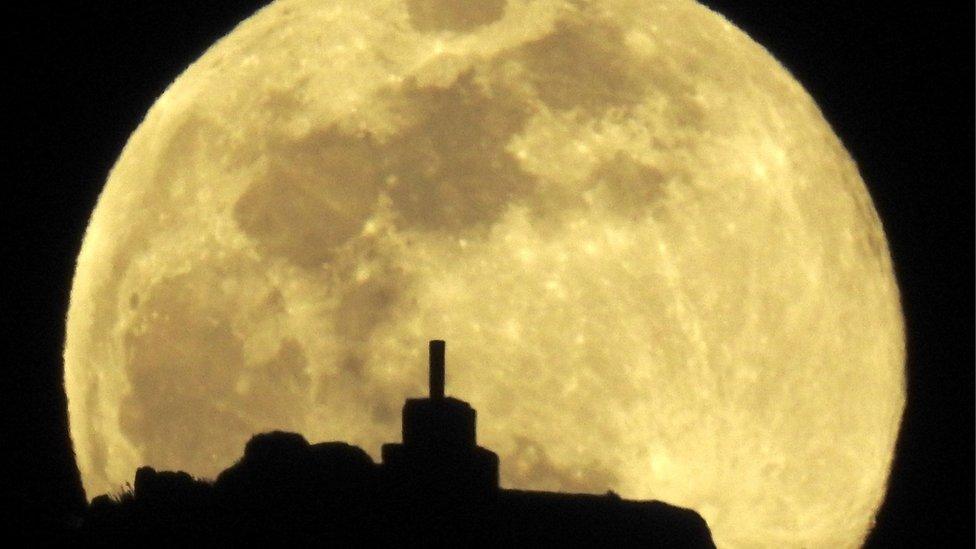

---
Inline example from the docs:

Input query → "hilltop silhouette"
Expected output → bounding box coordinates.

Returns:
[78,341,714,546]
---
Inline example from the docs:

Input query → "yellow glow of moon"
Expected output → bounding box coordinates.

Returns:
[64,1,905,546]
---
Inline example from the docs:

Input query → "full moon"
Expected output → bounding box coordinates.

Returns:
[65,1,904,546]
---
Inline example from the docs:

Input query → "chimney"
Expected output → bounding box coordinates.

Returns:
[429,340,445,400]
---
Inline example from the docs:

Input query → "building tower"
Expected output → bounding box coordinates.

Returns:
[381,340,499,500]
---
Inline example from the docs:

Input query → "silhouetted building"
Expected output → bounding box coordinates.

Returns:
[381,340,499,501]
[79,340,714,547]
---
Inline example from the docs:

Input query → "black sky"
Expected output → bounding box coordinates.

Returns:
[6,2,973,544]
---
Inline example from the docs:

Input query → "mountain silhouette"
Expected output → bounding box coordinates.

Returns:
[78,340,714,546]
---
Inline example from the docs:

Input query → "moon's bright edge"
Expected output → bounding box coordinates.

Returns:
[65,1,905,546]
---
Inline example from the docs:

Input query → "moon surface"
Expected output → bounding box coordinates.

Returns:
[65,1,904,546]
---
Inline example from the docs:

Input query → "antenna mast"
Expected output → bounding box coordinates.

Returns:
[429,340,445,400]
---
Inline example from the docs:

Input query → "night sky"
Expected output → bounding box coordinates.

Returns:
[7,2,972,544]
